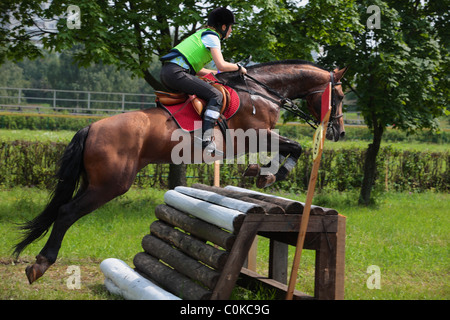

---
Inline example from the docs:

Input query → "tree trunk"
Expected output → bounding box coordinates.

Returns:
[168,164,187,189]
[359,110,384,206]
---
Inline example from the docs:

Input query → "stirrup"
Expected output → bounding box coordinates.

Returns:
[194,136,215,152]
[203,140,216,155]
[195,137,224,156]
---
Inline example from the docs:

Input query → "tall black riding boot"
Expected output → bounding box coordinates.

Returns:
[201,99,222,153]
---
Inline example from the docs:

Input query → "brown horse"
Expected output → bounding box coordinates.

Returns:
[13,60,347,284]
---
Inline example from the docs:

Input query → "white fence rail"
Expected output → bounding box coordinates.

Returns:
[0,87,156,115]
[0,87,365,125]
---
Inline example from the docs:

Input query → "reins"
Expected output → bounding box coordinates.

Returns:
[239,71,342,130]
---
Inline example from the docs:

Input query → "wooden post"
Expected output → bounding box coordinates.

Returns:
[314,215,346,299]
[286,83,332,300]
[211,218,261,300]
[269,240,288,284]
[214,160,220,187]
[246,237,258,272]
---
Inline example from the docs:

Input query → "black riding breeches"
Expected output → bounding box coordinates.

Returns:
[160,63,223,107]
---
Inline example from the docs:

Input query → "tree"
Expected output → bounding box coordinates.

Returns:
[225,0,364,62]
[1,0,365,88]
[319,0,448,205]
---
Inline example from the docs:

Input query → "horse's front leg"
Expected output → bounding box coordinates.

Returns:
[246,130,302,188]
[273,134,303,182]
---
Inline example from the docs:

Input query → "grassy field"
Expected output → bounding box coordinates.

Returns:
[0,187,165,300]
[0,129,76,143]
[0,187,448,300]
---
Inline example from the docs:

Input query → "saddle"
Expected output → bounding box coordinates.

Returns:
[155,78,231,116]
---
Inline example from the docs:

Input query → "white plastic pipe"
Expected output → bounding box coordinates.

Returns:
[175,186,258,213]
[100,258,180,300]
[164,190,244,232]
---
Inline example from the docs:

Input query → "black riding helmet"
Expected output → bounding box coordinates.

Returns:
[207,7,236,40]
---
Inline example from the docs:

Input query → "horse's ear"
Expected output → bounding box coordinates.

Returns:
[333,66,349,81]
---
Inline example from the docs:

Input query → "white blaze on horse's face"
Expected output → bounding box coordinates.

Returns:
[326,85,346,142]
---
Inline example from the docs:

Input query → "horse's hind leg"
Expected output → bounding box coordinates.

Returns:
[25,184,126,284]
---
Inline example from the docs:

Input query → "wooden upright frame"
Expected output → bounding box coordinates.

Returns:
[211,213,346,300]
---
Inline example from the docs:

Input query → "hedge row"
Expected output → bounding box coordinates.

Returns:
[276,123,450,144]
[1,140,448,193]
[0,113,102,131]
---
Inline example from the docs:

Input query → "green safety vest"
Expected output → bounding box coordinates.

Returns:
[167,28,220,74]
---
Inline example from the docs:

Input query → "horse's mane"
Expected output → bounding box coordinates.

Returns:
[248,59,328,71]
[216,59,328,88]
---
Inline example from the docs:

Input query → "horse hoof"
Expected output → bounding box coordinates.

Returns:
[25,264,43,284]
[243,164,260,177]
[25,254,51,284]
[256,174,276,188]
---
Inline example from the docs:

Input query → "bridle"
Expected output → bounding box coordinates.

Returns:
[242,71,343,130]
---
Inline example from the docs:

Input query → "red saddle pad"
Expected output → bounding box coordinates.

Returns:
[158,73,240,132]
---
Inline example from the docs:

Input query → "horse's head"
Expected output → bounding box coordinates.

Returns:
[306,66,348,142]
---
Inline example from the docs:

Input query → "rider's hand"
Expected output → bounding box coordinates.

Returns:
[237,64,247,75]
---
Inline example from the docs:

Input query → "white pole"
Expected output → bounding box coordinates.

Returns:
[164,190,244,232]
[100,258,180,300]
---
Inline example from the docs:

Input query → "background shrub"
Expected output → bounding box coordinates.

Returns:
[1,140,448,193]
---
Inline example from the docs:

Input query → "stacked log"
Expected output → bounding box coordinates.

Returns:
[115,184,339,300]
[133,186,253,300]
[222,185,338,215]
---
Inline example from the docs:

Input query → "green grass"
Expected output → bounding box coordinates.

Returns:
[252,190,450,300]
[0,129,76,143]
[0,187,165,300]
[319,191,449,299]
[0,187,448,300]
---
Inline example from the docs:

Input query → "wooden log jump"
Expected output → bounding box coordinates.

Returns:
[101,184,346,300]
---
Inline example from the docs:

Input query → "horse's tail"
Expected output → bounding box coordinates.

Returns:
[13,125,91,258]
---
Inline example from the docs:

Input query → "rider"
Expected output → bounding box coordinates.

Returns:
[160,7,247,153]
